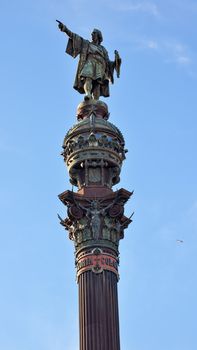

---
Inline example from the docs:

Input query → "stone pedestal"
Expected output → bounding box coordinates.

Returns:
[59,100,132,350]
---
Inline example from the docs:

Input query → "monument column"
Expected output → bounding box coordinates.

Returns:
[56,21,133,350]
[79,271,120,350]
[58,101,132,350]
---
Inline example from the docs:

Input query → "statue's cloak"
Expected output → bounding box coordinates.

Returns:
[66,33,114,97]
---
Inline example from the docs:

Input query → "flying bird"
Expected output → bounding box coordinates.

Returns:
[176,239,184,243]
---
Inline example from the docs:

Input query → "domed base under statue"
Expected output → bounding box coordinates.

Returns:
[77,99,109,121]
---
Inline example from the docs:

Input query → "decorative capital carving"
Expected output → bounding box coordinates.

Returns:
[68,205,83,220]
[58,189,133,254]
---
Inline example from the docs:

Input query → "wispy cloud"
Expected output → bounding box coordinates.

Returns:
[146,40,158,49]
[134,37,192,67]
[116,1,160,17]
[164,42,191,66]
[136,38,159,50]
[71,0,160,18]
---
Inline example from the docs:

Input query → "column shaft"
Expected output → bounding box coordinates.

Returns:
[79,270,120,350]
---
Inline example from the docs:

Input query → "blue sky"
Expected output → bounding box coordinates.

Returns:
[0,1,197,349]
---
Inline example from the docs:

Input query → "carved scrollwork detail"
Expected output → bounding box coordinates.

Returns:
[68,205,84,220]
[88,133,98,146]
[58,189,133,252]
[109,204,124,218]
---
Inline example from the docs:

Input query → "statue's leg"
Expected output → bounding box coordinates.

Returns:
[92,83,100,100]
[84,78,92,100]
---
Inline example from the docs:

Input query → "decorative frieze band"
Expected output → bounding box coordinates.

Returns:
[76,248,119,281]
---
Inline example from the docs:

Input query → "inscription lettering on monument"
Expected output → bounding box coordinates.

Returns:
[77,252,119,278]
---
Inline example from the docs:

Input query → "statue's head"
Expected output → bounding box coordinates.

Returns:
[91,29,103,44]
[91,200,100,209]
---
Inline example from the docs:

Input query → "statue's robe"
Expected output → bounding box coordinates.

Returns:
[66,33,114,97]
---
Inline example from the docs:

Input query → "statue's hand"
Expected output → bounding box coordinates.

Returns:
[56,19,66,32]
[114,50,120,58]
[56,20,72,38]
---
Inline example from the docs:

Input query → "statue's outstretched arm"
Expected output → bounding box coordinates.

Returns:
[101,193,119,212]
[56,20,73,38]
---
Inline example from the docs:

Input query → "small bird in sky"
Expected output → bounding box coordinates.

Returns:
[176,239,184,243]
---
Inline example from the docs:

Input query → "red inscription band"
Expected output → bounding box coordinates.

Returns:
[77,253,119,279]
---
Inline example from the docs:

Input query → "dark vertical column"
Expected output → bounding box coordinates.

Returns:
[79,270,120,350]
[59,101,133,350]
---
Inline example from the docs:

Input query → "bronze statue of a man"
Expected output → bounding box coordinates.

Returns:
[57,21,121,100]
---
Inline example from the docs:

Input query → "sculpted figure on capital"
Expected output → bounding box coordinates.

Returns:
[57,20,121,100]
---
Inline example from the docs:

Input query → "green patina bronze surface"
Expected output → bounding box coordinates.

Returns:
[57,21,121,100]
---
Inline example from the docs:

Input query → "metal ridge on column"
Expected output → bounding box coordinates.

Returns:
[79,271,120,350]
